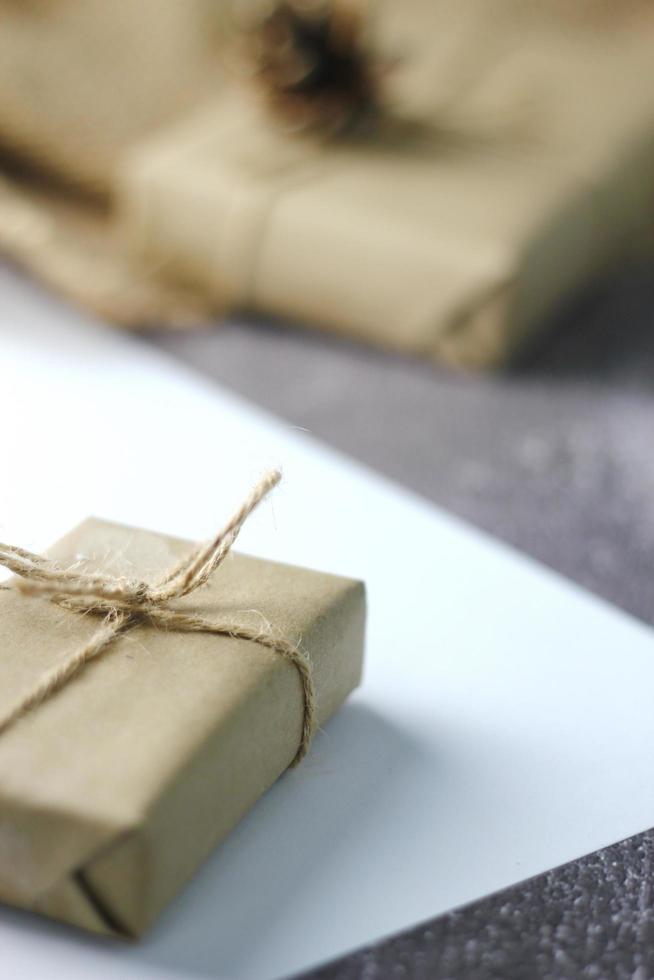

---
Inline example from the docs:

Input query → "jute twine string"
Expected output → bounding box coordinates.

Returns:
[0,470,315,765]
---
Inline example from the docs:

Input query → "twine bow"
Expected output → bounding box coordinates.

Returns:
[0,470,315,765]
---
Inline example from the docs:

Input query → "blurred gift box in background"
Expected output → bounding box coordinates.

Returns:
[1,0,654,368]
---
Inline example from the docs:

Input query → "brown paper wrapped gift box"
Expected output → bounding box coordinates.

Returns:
[2,1,654,365]
[119,9,654,367]
[0,518,365,937]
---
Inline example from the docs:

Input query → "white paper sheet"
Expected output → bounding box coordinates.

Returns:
[1,268,653,980]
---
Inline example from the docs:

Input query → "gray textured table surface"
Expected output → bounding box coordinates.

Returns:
[150,265,654,978]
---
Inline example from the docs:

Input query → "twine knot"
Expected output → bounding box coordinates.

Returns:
[0,470,315,765]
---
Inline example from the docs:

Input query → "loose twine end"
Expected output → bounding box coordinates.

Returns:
[0,469,315,766]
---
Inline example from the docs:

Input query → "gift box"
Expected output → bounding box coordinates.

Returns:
[0,501,365,936]
[3,1,654,366]
[118,3,654,367]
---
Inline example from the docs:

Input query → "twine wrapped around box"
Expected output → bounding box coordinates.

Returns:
[0,483,365,936]
[0,470,315,766]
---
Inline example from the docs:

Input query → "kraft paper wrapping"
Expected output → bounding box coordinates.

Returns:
[119,10,654,367]
[2,1,654,364]
[0,0,226,325]
[0,518,365,937]
[0,175,206,328]
[0,0,226,193]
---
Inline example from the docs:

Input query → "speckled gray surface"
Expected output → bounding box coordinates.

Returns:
[303,830,654,980]
[149,265,654,978]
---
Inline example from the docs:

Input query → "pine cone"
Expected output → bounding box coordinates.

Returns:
[247,0,380,134]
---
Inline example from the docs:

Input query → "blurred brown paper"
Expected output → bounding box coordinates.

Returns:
[0,0,225,324]
[0,517,365,936]
[1,0,654,366]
